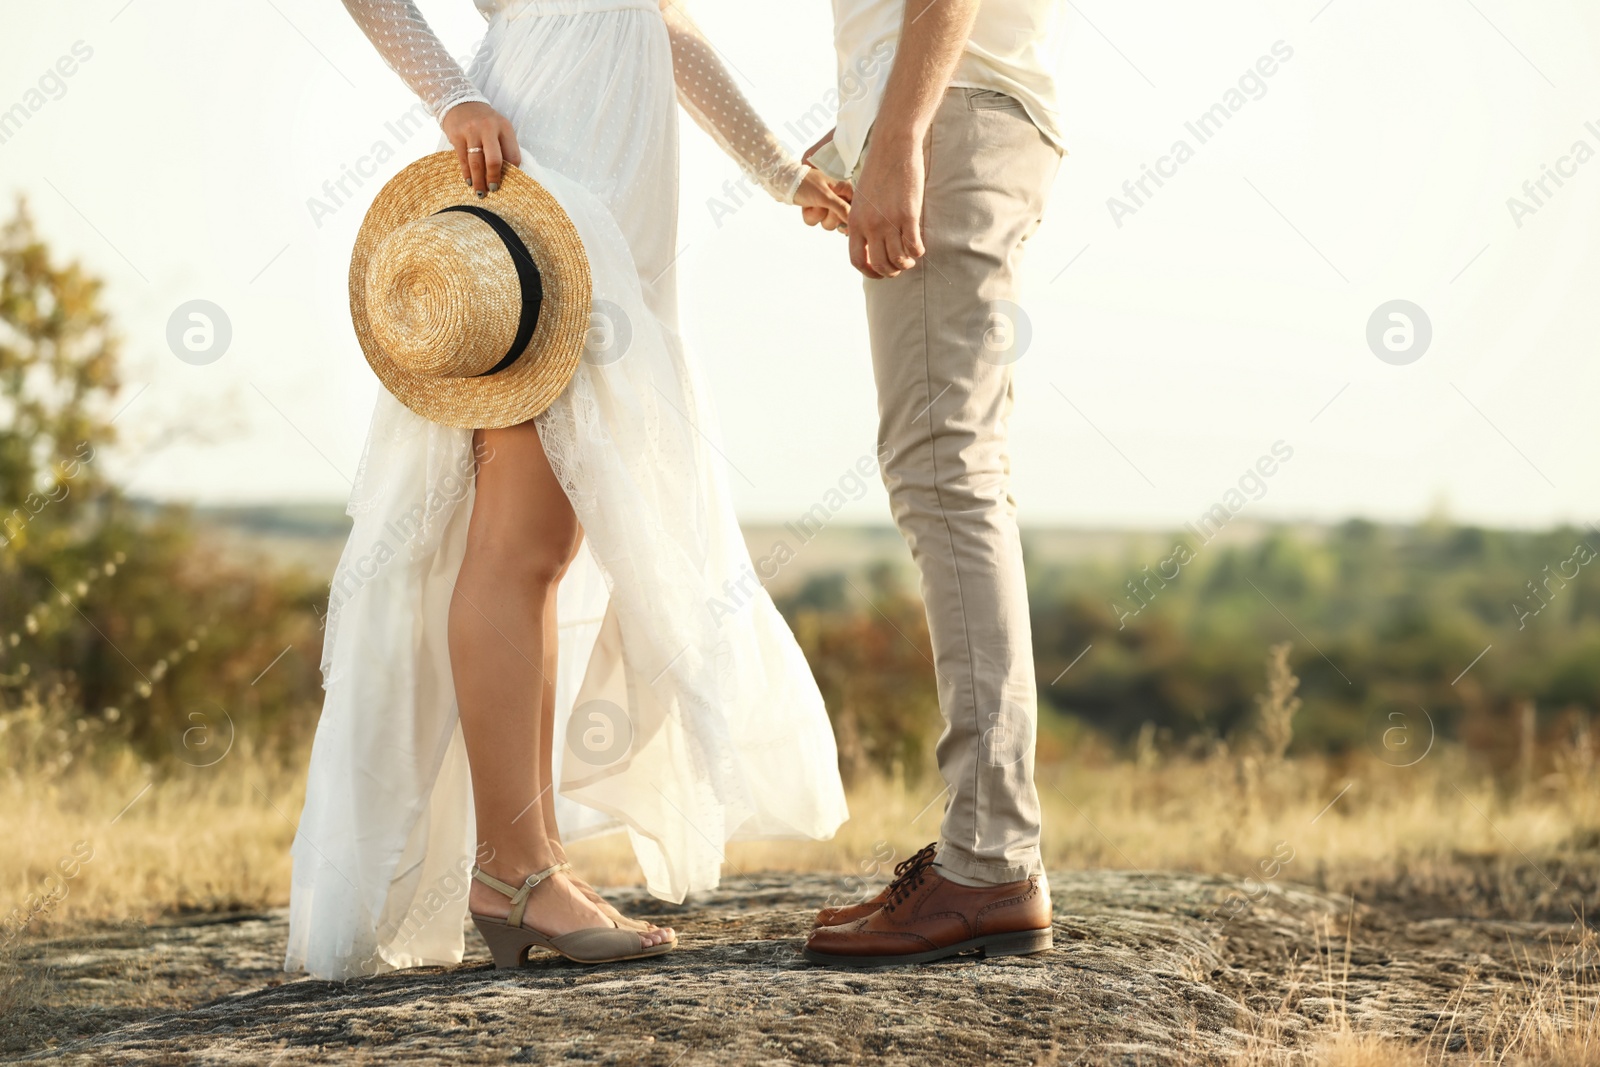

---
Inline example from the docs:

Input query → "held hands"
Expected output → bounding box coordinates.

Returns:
[797,128,851,236]
[794,168,853,233]
[799,126,926,278]
[442,102,522,196]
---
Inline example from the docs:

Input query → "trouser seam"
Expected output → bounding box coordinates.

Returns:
[915,111,983,866]
[921,112,979,863]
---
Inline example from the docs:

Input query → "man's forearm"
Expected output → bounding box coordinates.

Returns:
[847,0,980,277]
[873,0,982,150]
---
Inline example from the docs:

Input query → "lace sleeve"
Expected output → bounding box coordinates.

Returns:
[659,1,807,205]
[341,0,491,122]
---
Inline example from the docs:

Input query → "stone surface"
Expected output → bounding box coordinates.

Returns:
[3,871,1591,1065]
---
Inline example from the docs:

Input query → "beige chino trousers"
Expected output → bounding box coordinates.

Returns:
[861,87,1061,884]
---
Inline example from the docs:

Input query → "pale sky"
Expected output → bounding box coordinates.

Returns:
[2,0,1597,528]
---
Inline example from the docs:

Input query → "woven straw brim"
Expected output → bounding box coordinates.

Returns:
[350,152,591,429]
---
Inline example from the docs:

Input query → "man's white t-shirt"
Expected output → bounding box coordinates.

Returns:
[814,0,1065,179]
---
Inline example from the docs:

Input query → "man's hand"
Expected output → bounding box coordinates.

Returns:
[848,135,925,279]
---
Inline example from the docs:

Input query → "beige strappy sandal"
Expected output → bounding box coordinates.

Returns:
[570,874,664,934]
[470,862,677,967]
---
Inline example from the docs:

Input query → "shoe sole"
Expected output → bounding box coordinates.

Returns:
[473,915,677,967]
[802,926,1053,968]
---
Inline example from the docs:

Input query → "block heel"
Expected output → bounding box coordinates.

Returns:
[473,914,544,969]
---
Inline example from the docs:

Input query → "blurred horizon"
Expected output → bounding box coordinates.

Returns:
[3,0,1600,528]
[156,495,1600,532]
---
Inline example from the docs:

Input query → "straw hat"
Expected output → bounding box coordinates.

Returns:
[350,151,591,429]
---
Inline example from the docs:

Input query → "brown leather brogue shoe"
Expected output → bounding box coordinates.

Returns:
[803,849,1052,967]
[813,843,937,927]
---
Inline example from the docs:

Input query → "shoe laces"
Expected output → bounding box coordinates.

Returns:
[883,842,938,914]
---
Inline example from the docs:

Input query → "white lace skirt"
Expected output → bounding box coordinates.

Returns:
[285,0,848,981]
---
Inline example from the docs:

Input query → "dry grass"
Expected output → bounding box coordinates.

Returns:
[4,642,1599,1062]
[3,742,1596,1063]
[0,745,307,939]
[2,736,1595,934]
[1227,917,1600,1066]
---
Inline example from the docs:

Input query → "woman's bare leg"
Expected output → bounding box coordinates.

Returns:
[533,583,661,934]
[451,422,670,946]
[537,587,563,850]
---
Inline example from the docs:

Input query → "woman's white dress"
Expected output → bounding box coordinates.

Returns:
[285,0,848,981]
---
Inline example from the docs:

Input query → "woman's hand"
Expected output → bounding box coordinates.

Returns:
[794,167,852,234]
[441,102,522,196]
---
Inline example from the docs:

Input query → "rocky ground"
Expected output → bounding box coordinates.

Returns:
[3,870,1593,1065]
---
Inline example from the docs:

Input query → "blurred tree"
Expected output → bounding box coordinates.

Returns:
[0,197,324,765]
[0,197,119,538]
[779,564,941,786]
[1031,519,1599,763]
